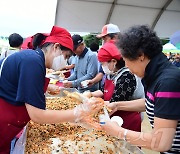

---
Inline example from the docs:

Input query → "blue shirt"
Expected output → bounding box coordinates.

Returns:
[0,48,46,109]
[68,47,98,92]
[68,55,78,74]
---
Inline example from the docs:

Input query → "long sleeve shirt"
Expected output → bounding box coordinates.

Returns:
[68,47,98,92]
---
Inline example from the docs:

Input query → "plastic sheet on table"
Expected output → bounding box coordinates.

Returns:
[45,87,79,98]
[12,126,27,154]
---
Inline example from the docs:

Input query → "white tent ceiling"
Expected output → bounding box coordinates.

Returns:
[54,0,180,38]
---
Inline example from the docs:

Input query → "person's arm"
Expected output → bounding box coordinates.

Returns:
[25,103,75,123]
[63,80,73,88]
[91,90,103,98]
[25,97,103,124]
[87,73,104,86]
[102,117,177,152]
[71,54,98,87]
[108,98,146,114]
[66,64,75,70]
[104,77,180,152]
[68,68,77,81]
[107,72,146,113]
[47,84,60,95]
[60,64,75,71]
[87,64,104,86]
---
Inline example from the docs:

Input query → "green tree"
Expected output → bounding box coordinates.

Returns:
[83,34,102,47]
[161,38,169,45]
[83,35,170,47]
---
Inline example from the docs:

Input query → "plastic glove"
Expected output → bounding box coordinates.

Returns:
[73,97,104,126]
[81,79,93,87]
[81,80,89,88]
[47,84,60,95]
[82,90,92,98]
[79,116,102,130]
[63,80,73,88]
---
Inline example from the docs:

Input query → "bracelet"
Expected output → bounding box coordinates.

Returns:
[123,129,128,141]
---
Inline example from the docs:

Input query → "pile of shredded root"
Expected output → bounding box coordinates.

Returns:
[25,96,120,154]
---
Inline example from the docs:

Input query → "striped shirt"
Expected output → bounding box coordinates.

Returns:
[144,53,180,154]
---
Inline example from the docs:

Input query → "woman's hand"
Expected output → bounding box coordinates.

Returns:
[86,80,94,86]
[74,97,106,130]
[79,116,102,130]
[82,91,92,98]
[107,102,119,115]
[47,84,60,95]
[101,121,122,138]
[74,97,104,121]
[63,80,73,88]
[73,97,104,129]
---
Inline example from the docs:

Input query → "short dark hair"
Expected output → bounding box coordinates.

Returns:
[8,33,23,48]
[33,33,48,49]
[107,33,118,39]
[117,25,162,60]
[90,42,99,52]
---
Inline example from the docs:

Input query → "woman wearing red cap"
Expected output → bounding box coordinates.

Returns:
[0,26,101,153]
[89,40,144,132]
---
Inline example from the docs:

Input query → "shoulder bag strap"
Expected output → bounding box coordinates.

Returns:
[0,57,8,78]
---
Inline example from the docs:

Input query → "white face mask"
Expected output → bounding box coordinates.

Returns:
[102,65,113,75]
[52,55,67,71]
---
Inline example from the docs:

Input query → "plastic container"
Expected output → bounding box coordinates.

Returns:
[99,114,106,125]
[111,116,123,126]
[81,80,88,88]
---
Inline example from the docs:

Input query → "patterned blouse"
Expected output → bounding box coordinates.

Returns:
[102,70,136,102]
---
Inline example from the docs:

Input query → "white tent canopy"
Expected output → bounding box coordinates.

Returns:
[54,0,180,38]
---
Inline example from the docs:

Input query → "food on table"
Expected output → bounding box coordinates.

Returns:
[25,96,117,153]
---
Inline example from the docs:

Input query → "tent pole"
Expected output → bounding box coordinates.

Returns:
[106,0,117,24]
[54,0,60,25]
[151,0,173,30]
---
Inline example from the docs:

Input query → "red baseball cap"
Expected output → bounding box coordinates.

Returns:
[43,26,73,51]
[98,41,121,62]
[21,33,49,50]
[21,36,33,49]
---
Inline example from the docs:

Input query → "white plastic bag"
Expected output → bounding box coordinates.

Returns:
[12,126,27,154]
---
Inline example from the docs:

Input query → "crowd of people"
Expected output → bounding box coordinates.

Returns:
[0,24,180,154]
[167,52,180,68]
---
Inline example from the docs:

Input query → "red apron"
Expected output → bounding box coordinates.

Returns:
[104,79,141,132]
[0,78,49,154]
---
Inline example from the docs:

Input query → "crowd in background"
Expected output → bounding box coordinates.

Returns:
[166,52,180,67]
